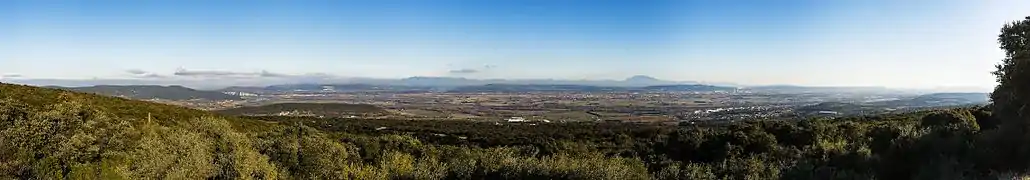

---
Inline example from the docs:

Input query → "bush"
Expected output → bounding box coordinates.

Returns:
[920,110,979,133]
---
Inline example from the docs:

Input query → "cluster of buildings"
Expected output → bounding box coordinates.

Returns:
[223,91,258,97]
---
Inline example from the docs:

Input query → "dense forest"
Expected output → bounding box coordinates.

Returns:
[0,16,1028,179]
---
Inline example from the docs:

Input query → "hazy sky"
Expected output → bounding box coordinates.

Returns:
[1,0,1027,89]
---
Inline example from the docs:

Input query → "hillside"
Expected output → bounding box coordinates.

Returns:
[216,103,389,117]
[1,83,236,126]
[0,83,284,179]
[54,85,240,101]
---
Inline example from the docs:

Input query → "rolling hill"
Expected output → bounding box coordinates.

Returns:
[0,83,284,179]
[0,83,265,129]
[53,85,241,101]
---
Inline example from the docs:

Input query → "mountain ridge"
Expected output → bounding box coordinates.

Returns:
[51,85,240,101]
[4,77,989,94]
[5,75,702,89]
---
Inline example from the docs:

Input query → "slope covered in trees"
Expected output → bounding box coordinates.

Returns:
[2,83,225,126]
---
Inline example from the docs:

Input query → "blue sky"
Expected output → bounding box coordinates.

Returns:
[1,0,1027,90]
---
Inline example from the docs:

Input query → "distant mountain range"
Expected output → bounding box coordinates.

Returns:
[345,75,698,87]
[744,85,896,94]
[912,93,989,102]
[4,75,988,94]
[259,84,436,92]
[873,93,989,107]
[222,83,739,93]
[213,75,733,93]
[4,75,698,90]
[221,83,738,93]
[214,78,959,94]
[797,92,990,115]
[50,85,240,101]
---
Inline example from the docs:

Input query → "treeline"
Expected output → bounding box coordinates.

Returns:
[248,116,671,152]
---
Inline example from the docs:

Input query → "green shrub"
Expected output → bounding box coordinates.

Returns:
[920,110,979,133]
